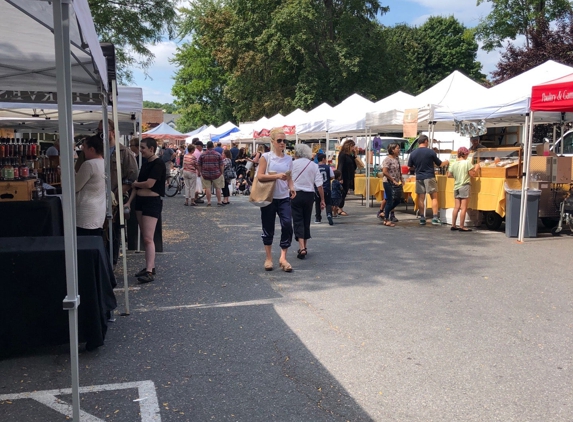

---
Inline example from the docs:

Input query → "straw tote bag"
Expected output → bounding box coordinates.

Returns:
[249,153,276,207]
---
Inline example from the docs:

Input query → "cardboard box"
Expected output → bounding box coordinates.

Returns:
[0,180,35,201]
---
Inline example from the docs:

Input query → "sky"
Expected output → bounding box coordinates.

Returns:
[132,0,497,104]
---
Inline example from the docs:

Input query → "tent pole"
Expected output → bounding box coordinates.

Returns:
[102,106,114,266]
[53,0,80,420]
[518,113,533,242]
[112,79,130,315]
[560,113,565,155]
[136,113,142,252]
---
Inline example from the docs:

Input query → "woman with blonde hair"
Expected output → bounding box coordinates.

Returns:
[257,127,296,272]
[336,139,357,216]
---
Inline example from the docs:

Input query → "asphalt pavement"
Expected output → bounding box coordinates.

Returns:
[1,191,572,421]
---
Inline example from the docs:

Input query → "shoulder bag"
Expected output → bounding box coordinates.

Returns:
[249,153,276,207]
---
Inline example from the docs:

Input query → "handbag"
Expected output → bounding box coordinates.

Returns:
[391,183,403,201]
[249,153,276,207]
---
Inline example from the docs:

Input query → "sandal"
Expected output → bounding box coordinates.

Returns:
[338,211,348,216]
[264,259,273,271]
[296,248,307,259]
[450,226,459,231]
[279,260,293,272]
[190,202,197,206]
[383,221,395,227]
[459,228,473,232]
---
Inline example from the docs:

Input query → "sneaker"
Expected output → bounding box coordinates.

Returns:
[419,218,426,225]
[134,267,156,277]
[195,199,205,204]
[431,218,443,226]
[327,214,334,225]
[314,219,322,224]
[390,213,399,223]
[137,272,155,284]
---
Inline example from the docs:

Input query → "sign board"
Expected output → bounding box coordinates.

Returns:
[403,108,419,138]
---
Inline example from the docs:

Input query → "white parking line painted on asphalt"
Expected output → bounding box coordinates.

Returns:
[0,380,161,421]
[134,298,288,313]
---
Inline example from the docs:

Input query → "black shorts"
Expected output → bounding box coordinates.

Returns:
[135,195,163,219]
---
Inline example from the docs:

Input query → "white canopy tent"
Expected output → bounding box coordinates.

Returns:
[366,71,488,133]
[295,102,333,140]
[185,124,216,144]
[297,94,373,139]
[325,94,376,138]
[1,0,108,419]
[210,121,240,143]
[433,60,573,127]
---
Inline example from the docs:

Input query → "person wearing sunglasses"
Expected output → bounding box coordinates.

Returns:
[257,128,296,272]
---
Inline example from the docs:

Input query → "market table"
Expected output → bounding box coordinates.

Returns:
[0,196,64,237]
[0,236,117,356]
[404,176,520,217]
[354,175,414,205]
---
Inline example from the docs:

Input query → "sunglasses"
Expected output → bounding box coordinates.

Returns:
[275,138,287,143]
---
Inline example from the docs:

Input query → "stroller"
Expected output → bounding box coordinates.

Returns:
[234,174,252,196]
[551,192,573,236]
[235,163,249,179]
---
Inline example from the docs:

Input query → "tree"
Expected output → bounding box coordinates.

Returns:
[175,0,391,123]
[475,0,572,51]
[492,13,573,83]
[142,101,178,114]
[382,16,485,94]
[89,0,179,82]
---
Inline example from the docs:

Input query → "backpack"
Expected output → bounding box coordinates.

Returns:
[224,160,237,181]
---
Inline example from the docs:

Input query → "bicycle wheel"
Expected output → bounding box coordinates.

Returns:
[165,177,179,197]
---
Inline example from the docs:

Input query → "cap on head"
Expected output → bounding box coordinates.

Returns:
[457,146,469,157]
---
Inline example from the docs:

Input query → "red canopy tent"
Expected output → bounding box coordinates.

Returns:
[531,73,573,112]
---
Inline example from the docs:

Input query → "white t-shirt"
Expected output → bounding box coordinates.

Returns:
[292,158,322,192]
[259,152,292,199]
[75,158,106,229]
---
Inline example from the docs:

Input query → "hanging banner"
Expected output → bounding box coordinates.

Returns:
[403,108,419,138]
[253,125,296,138]
[0,90,102,105]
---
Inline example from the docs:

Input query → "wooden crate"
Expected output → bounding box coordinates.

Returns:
[0,180,35,201]
[480,163,520,178]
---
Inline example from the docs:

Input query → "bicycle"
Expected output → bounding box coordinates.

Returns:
[165,167,184,197]
[165,167,207,199]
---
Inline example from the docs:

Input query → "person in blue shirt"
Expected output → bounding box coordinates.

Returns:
[331,170,344,218]
[314,153,335,225]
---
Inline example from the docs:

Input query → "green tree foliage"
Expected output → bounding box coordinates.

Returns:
[172,1,484,126]
[383,16,485,94]
[492,13,573,83]
[89,0,179,82]
[476,0,572,51]
[142,101,178,114]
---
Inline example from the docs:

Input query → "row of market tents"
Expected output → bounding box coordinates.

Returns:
[174,60,573,145]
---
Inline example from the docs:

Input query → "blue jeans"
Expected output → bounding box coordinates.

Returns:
[383,181,401,220]
[260,198,293,248]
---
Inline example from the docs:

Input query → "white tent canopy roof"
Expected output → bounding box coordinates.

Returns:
[366,71,488,132]
[326,94,376,137]
[434,60,573,126]
[0,0,107,97]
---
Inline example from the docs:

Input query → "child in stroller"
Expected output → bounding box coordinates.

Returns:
[234,173,252,195]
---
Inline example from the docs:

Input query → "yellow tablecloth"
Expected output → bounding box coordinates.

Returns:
[354,176,384,201]
[404,176,521,217]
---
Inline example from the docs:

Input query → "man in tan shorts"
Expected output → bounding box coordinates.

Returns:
[197,141,225,206]
[407,135,449,225]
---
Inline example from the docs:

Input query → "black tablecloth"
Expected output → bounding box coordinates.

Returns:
[0,196,64,237]
[0,236,117,356]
